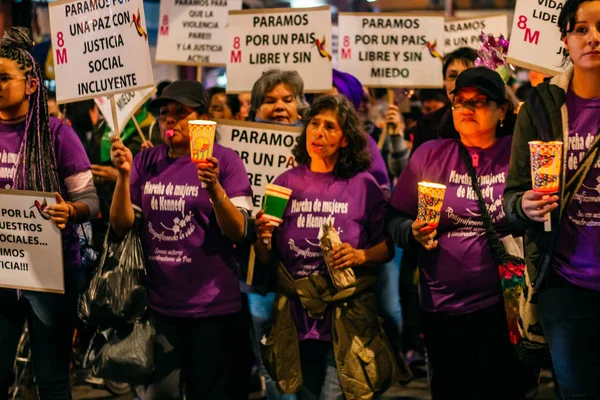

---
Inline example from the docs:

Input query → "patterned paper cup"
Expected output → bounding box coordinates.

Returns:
[417,182,447,228]
[529,141,562,193]
[189,120,216,164]
[262,184,293,227]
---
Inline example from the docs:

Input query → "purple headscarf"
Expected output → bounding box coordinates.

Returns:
[332,69,363,111]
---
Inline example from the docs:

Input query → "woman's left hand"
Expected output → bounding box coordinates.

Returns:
[329,243,366,269]
[197,156,220,190]
[45,192,72,230]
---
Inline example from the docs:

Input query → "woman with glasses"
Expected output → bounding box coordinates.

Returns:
[504,1,600,397]
[386,68,528,399]
[0,27,99,398]
[110,80,253,400]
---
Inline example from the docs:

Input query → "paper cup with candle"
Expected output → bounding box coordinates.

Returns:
[417,182,447,228]
[529,141,562,193]
[529,141,563,231]
[261,184,293,243]
[189,120,216,164]
[189,120,216,188]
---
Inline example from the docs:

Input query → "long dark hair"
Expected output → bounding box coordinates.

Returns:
[0,27,59,192]
[292,95,370,179]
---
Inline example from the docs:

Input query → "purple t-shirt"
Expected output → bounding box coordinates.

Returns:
[552,90,600,291]
[130,144,253,317]
[365,134,391,196]
[273,165,386,341]
[0,117,91,269]
[390,137,512,314]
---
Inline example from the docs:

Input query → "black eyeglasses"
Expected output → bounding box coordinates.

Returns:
[452,98,491,111]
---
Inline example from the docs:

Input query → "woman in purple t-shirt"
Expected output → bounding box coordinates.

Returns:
[387,68,531,399]
[110,81,253,399]
[504,1,600,396]
[0,28,99,397]
[254,95,398,399]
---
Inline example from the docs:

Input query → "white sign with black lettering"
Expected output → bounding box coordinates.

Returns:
[226,6,333,93]
[0,190,64,293]
[337,13,444,88]
[95,87,156,134]
[49,0,155,103]
[444,15,508,54]
[216,120,301,214]
[507,0,569,75]
[156,0,243,66]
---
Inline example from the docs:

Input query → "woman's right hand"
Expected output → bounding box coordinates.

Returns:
[412,221,438,251]
[255,210,275,244]
[141,140,154,150]
[386,105,406,135]
[521,190,559,222]
[110,136,133,174]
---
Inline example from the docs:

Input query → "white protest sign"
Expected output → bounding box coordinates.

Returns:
[444,15,508,54]
[0,190,64,293]
[226,6,333,94]
[155,0,243,66]
[49,0,155,103]
[337,13,444,88]
[95,87,156,134]
[507,0,569,76]
[216,120,301,213]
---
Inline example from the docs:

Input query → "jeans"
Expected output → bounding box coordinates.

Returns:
[375,248,403,354]
[298,340,344,400]
[248,292,296,400]
[0,268,84,400]
[539,270,600,400]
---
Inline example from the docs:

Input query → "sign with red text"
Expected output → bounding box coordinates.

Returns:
[338,13,444,88]
[0,190,64,293]
[216,120,301,214]
[507,0,569,75]
[49,0,155,103]
[226,6,333,94]
[155,0,242,66]
[95,87,155,134]
[444,15,508,54]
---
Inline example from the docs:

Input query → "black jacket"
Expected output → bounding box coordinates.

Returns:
[503,69,573,290]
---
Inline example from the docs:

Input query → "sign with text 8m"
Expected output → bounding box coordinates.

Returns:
[49,0,155,103]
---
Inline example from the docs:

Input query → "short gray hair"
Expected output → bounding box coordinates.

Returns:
[247,69,309,121]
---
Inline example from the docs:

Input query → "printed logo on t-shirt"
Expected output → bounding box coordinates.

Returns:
[567,130,600,227]
[444,169,506,238]
[0,150,18,184]
[142,180,202,264]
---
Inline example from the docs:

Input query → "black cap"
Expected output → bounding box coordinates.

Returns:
[450,67,506,101]
[149,80,209,113]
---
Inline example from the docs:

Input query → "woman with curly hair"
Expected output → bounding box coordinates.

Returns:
[254,95,400,399]
[0,27,99,398]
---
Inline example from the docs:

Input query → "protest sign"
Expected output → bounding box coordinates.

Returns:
[0,190,64,293]
[156,0,243,66]
[95,87,156,135]
[444,15,508,54]
[49,0,155,104]
[337,13,444,88]
[507,0,569,75]
[216,120,301,214]
[226,6,333,93]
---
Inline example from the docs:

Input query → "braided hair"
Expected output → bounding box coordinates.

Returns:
[0,27,60,192]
